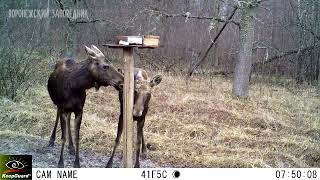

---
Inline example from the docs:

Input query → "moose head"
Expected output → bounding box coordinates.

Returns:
[85,45,123,88]
[132,69,162,117]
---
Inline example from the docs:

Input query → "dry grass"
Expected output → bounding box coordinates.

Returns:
[0,74,319,167]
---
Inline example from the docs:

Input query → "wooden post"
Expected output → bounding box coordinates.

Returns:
[103,39,159,168]
[123,47,134,168]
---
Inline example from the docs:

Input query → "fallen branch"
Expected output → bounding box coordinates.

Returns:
[254,44,319,66]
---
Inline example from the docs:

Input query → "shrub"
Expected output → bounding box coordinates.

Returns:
[0,47,43,100]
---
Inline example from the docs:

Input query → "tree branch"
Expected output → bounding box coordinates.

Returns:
[55,0,74,24]
[74,18,131,29]
[188,6,239,76]
[149,8,240,26]
[55,0,132,30]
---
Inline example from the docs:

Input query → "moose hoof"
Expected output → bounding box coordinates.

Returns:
[106,161,113,168]
[134,163,140,168]
[74,160,80,168]
[48,141,54,147]
[74,163,80,168]
[57,161,64,168]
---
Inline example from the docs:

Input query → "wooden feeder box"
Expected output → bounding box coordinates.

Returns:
[143,35,160,47]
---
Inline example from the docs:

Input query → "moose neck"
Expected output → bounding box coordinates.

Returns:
[69,60,95,91]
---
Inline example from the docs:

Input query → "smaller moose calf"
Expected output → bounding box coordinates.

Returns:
[107,68,162,168]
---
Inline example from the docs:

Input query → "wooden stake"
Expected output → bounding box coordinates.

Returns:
[103,42,159,168]
[123,47,134,168]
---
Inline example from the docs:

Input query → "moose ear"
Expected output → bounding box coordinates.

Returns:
[150,75,162,87]
[85,45,96,58]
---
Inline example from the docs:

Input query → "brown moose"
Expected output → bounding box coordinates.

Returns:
[47,45,123,168]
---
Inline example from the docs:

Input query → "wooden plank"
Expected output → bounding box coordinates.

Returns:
[123,47,134,168]
[103,44,157,49]
[116,36,143,45]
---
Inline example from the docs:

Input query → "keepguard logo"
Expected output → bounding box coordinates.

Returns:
[0,155,32,180]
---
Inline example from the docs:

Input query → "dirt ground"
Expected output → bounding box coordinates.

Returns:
[0,130,158,168]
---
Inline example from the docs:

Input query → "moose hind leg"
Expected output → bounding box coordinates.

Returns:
[67,113,75,155]
[49,108,60,147]
[58,111,67,168]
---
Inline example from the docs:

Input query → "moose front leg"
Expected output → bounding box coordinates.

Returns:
[57,111,67,168]
[141,131,147,159]
[134,120,144,168]
[74,110,83,168]
[141,118,147,159]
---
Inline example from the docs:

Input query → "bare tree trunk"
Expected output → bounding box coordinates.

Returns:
[45,0,51,33]
[315,0,320,92]
[56,0,78,58]
[296,53,304,84]
[232,3,256,97]
[318,56,320,92]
